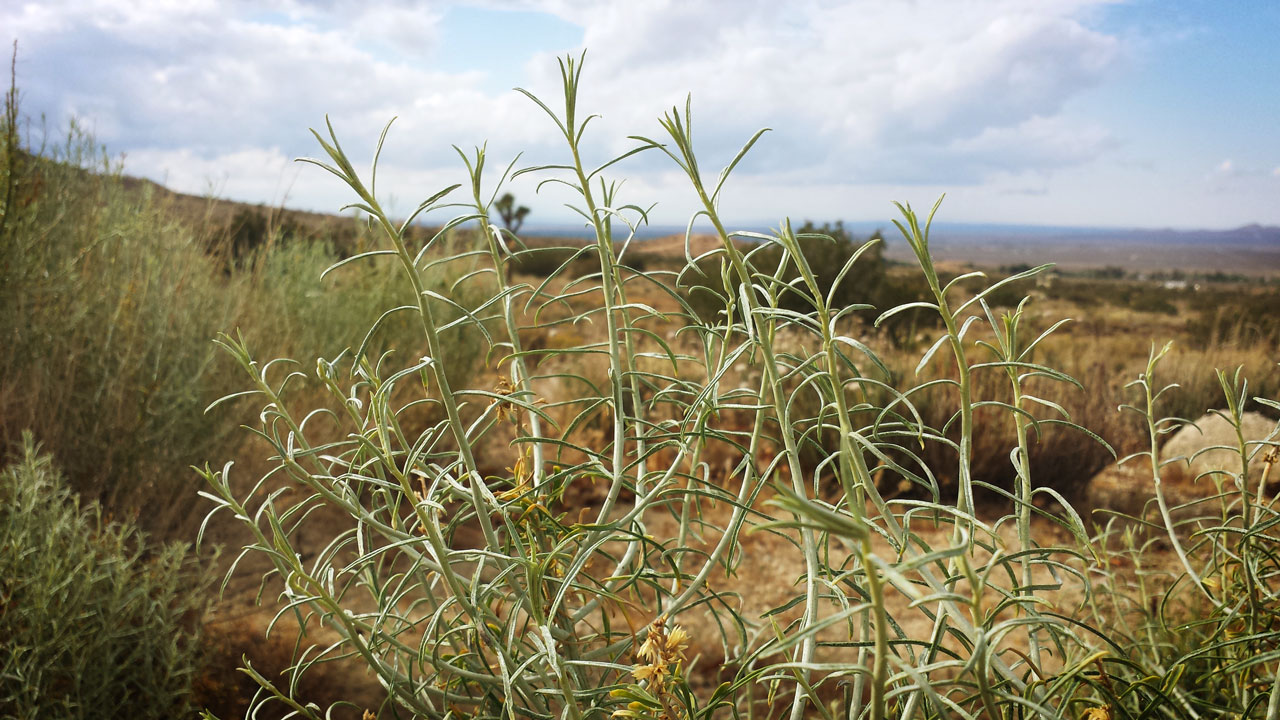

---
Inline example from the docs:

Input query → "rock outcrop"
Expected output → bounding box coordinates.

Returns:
[1083,411,1278,528]
[1160,410,1276,487]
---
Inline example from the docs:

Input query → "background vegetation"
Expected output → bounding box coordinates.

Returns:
[0,102,489,539]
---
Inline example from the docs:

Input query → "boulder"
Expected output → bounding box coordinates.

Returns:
[1082,457,1212,527]
[1160,411,1276,488]
[1083,458,1156,521]
[1083,410,1278,528]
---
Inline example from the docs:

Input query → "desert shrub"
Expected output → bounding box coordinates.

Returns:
[683,222,885,317]
[1186,286,1280,348]
[1123,286,1179,315]
[217,205,304,264]
[1080,352,1280,717]
[1037,275,1189,316]
[980,273,1034,308]
[1083,266,1128,280]
[509,243,595,277]
[501,236,679,279]
[205,54,1280,720]
[0,64,489,537]
[682,222,941,349]
[874,271,941,349]
[679,254,731,321]
[0,435,212,719]
[1042,278,1105,307]
[0,116,244,536]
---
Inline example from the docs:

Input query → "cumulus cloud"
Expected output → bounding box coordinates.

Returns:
[526,1,1119,163]
[1203,158,1280,201]
[5,0,1125,221]
[124,146,297,204]
[1207,158,1280,183]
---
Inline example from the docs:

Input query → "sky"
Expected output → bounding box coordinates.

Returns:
[5,0,1279,231]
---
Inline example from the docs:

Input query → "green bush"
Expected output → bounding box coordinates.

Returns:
[507,242,598,277]
[221,205,303,263]
[0,435,213,720]
[1187,287,1280,348]
[683,221,886,318]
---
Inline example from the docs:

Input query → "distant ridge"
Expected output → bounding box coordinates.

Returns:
[100,164,1280,275]
[905,224,1280,275]
[926,223,1280,249]
[526,221,1280,249]
[1115,223,1280,248]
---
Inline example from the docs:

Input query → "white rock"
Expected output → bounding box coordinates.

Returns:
[1159,410,1277,488]
[1083,410,1278,527]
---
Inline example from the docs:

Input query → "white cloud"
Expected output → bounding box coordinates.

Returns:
[124,146,297,204]
[527,1,1119,153]
[6,0,1138,223]
[952,115,1112,168]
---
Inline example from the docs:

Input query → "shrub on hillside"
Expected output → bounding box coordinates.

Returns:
[1187,287,1280,348]
[222,205,303,263]
[0,120,243,536]
[0,70,490,538]
[685,221,884,315]
[0,435,213,720]
[509,243,595,277]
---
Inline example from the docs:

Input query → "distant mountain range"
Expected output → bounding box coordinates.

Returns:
[893,223,1280,275]
[106,161,1278,276]
[528,221,1280,249]
[929,223,1280,249]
